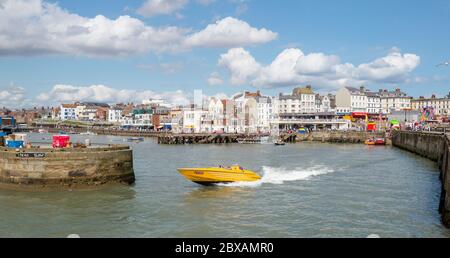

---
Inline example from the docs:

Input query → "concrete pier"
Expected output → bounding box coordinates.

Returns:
[392,131,450,227]
[0,145,135,189]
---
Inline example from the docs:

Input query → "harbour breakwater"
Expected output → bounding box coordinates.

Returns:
[0,145,135,189]
[392,131,450,227]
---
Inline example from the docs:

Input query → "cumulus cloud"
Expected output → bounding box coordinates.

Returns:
[0,0,277,57]
[137,0,188,17]
[184,17,278,48]
[36,84,191,106]
[218,47,421,89]
[218,48,261,85]
[207,72,224,86]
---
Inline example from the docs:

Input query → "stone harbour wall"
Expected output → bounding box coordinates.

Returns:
[287,131,386,144]
[392,131,450,227]
[0,145,135,189]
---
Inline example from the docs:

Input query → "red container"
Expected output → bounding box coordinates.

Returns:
[52,135,70,148]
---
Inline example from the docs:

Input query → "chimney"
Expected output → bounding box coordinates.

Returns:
[431,94,436,99]
[306,85,312,90]
[360,86,365,93]
[256,90,261,96]
[396,88,401,93]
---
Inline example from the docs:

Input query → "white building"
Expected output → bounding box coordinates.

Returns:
[278,86,316,114]
[412,93,450,117]
[379,88,412,114]
[315,94,332,113]
[207,98,225,133]
[366,92,381,114]
[133,113,152,127]
[108,106,123,123]
[60,104,78,121]
[335,87,367,114]
[233,92,259,133]
[79,106,97,121]
[255,95,275,132]
[183,108,208,133]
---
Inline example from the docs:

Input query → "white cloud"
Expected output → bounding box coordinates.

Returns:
[207,72,224,86]
[0,0,277,57]
[137,0,188,17]
[218,47,421,90]
[0,85,27,107]
[218,48,261,85]
[36,84,191,106]
[184,17,278,48]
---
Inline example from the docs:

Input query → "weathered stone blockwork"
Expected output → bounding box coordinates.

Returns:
[392,131,450,227]
[0,145,135,189]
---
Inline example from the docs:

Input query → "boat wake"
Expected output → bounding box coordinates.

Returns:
[218,166,334,188]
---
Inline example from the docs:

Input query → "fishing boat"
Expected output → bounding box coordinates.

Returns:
[177,165,261,186]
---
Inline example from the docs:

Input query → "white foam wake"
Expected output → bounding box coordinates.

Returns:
[218,166,334,188]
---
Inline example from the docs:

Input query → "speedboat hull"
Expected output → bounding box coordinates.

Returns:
[177,166,261,185]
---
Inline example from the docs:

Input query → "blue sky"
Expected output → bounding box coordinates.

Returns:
[0,0,449,107]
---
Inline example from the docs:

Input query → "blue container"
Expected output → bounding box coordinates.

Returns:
[0,132,6,137]
[6,140,24,148]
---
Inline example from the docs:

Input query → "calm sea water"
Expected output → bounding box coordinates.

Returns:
[0,133,449,238]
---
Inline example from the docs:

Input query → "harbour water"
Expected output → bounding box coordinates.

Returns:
[0,133,449,238]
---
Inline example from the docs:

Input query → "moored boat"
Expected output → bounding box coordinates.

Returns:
[365,139,375,145]
[365,138,386,146]
[374,138,386,145]
[177,165,261,186]
[274,140,285,146]
[127,137,144,142]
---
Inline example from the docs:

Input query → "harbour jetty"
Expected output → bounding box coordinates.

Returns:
[157,131,387,145]
[0,144,135,189]
[392,131,450,227]
[158,133,246,144]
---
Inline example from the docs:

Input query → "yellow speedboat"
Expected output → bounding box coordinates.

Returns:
[177,165,261,186]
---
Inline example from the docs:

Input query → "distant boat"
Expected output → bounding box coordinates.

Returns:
[274,140,286,146]
[80,131,97,136]
[127,137,144,142]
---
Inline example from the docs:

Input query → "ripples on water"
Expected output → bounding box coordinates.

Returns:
[0,133,448,238]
